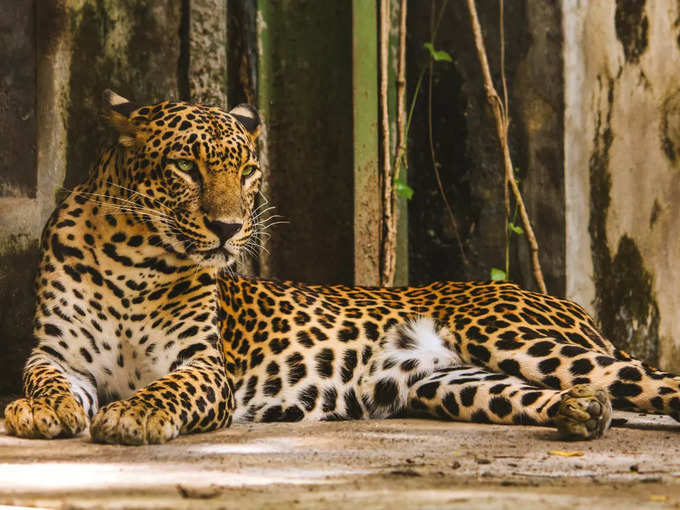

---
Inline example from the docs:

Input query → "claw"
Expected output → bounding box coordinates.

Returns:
[4,395,87,439]
[90,400,178,445]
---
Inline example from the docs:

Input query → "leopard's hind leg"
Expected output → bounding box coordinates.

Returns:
[407,367,611,439]
[460,335,680,420]
[357,317,611,439]
[442,286,680,421]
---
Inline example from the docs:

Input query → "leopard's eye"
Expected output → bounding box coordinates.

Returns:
[242,165,257,178]
[175,159,196,173]
[173,159,202,184]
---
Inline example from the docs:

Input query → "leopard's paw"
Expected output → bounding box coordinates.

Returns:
[553,384,612,440]
[4,395,87,439]
[90,400,178,445]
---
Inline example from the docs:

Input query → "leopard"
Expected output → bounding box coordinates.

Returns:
[5,90,680,445]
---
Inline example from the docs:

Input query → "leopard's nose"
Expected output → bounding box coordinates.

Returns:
[205,220,242,243]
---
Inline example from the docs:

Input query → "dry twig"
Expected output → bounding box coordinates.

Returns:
[379,0,396,286]
[499,0,510,270]
[464,0,547,293]
[394,0,407,178]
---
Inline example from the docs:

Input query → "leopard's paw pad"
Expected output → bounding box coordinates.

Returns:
[553,384,612,440]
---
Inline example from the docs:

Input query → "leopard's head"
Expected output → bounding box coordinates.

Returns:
[102,90,262,269]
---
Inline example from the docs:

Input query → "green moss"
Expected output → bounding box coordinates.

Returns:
[588,77,659,364]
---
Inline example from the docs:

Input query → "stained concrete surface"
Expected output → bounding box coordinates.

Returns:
[564,0,680,369]
[2,412,680,509]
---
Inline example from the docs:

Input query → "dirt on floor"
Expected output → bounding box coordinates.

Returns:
[1,412,680,509]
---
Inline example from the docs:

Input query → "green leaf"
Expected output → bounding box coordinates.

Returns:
[394,178,414,200]
[508,222,524,235]
[490,268,507,281]
[423,42,452,63]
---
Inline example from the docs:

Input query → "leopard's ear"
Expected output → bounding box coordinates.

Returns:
[103,89,139,148]
[229,104,261,140]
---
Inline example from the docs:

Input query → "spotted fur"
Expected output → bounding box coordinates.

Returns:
[5,92,679,444]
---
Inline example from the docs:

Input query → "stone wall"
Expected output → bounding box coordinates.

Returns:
[0,0,211,400]
[564,0,680,368]
[406,0,680,370]
[0,0,39,400]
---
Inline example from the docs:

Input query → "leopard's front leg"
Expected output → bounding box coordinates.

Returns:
[4,353,94,439]
[90,351,234,445]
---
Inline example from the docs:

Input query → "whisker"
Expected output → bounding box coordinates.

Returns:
[65,187,173,217]
[106,181,175,214]
[251,199,272,214]
[256,220,290,229]
[251,206,277,220]
[67,192,177,225]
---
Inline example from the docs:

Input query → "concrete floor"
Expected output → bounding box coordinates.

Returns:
[1,412,680,509]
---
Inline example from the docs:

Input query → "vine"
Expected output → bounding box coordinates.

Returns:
[465,0,547,292]
[380,0,467,286]
[380,0,547,292]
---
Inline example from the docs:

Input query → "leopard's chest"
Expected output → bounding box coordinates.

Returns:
[87,314,178,401]
[38,261,222,402]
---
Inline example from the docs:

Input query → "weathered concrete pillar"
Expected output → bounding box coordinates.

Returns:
[564,0,680,368]
[188,0,228,107]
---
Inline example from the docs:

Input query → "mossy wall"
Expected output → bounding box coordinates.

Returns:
[64,0,183,191]
[0,0,356,400]
[0,1,39,406]
[565,1,680,368]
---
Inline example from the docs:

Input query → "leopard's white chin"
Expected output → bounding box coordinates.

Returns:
[184,234,252,269]
[193,247,238,269]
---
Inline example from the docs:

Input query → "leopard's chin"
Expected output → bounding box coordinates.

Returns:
[193,246,237,269]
